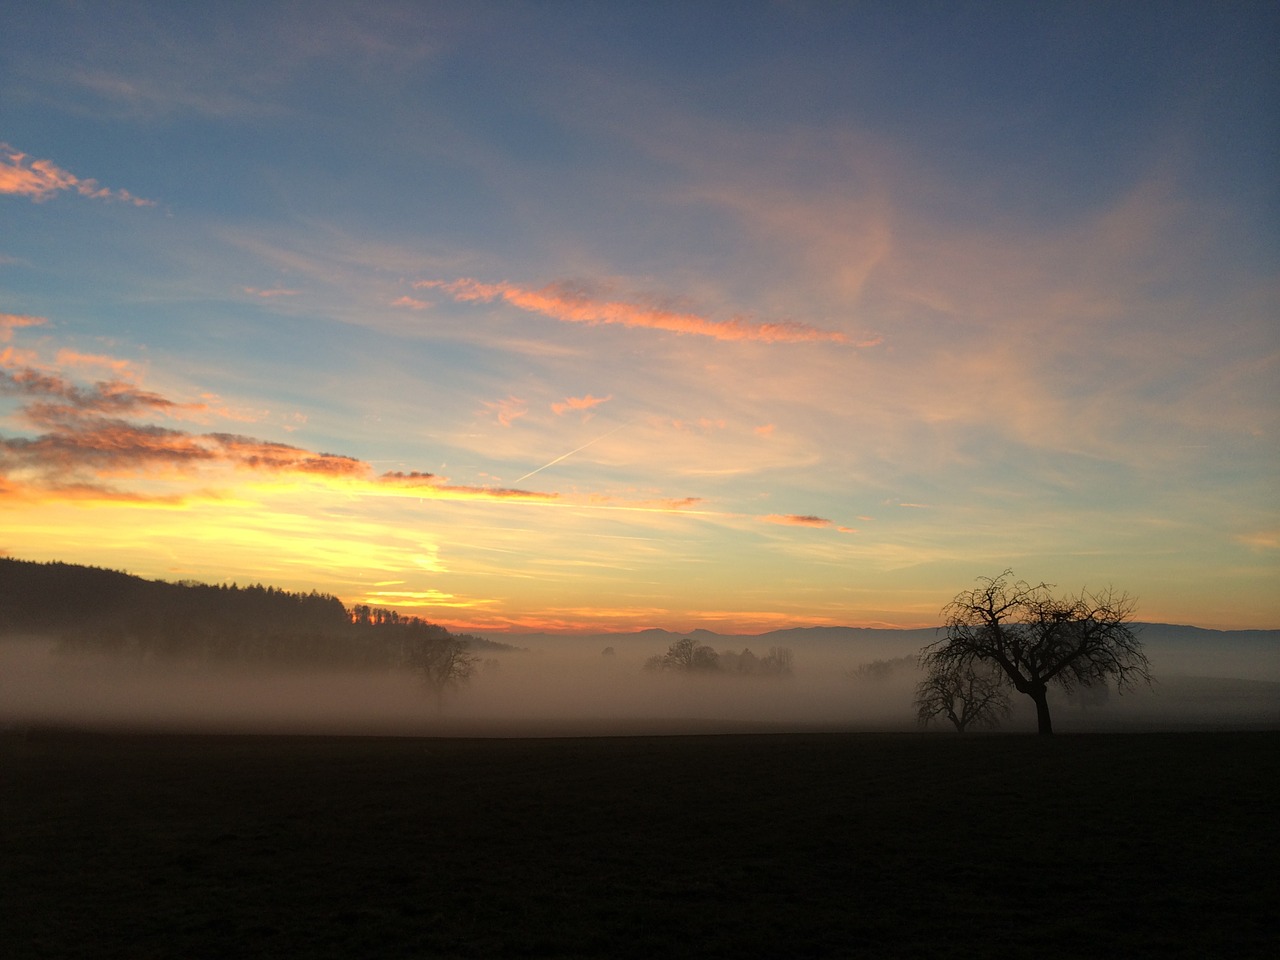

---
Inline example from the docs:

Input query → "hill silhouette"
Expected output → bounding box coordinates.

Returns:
[0,558,511,666]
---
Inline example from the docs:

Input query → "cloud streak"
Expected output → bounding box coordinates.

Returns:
[1,366,183,423]
[418,278,853,344]
[1,142,155,206]
[0,343,562,507]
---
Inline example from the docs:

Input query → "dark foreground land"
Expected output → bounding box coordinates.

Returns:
[2,730,1276,959]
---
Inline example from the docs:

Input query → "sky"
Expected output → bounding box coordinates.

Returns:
[1,1,1277,634]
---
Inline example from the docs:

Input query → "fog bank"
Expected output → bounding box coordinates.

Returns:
[3,632,1277,736]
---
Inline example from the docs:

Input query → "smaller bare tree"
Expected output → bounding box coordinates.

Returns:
[915,661,1012,732]
[406,635,478,712]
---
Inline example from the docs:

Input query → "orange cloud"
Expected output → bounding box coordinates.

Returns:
[1,142,155,206]
[207,434,367,476]
[754,423,776,438]
[552,393,612,415]
[1,313,46,341]
[418,278,851,344]
[390,295,431,310]
[54,350,138,378]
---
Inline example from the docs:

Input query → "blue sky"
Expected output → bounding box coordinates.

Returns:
[2,1,1277,632]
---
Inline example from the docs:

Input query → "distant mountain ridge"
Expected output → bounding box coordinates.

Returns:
[496,623,1280,681]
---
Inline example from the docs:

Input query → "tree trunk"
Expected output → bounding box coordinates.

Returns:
[1031,687,1053,735]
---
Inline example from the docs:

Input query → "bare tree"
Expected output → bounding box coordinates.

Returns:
[406,635,478,712]
[758,646,794,677]
[915,661,1012,732]
[922,571,1150,735]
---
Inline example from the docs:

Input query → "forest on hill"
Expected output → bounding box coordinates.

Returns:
[0,558,509,667]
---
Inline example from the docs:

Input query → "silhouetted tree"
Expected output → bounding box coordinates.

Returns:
[645,637,720,672]
[915,661,1012,732]
[922,571,1150,735]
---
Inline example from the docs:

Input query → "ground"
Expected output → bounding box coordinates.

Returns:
[2,730,1275,958]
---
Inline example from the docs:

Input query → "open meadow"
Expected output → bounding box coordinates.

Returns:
[3,729,1276,959]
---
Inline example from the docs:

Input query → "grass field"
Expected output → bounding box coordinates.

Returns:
[2,729,1276,958]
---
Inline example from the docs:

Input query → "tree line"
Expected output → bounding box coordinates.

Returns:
[644,636,794,677]
[0,559,502,679]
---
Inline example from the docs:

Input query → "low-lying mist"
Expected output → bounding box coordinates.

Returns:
[3,633,1276,736]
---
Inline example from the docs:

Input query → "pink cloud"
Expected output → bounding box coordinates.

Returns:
[390,296,431,310]
[761,513,833,528]
[552,393,612,416]
[417,278,852,344]
[754,423,776,438]
[1,143,155,206]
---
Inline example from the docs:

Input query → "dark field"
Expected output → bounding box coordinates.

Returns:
[3,730,1276,959]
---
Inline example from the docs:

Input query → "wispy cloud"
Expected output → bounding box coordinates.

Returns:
[390,295,431,310]
[1235,530,1279,551]
[0,142,155,206]
[418,278,853,344]
[379,470,558,502]
[481,395,528,427]
[242,286,300,298]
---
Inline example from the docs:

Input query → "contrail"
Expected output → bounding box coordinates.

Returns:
[514,421,629,484]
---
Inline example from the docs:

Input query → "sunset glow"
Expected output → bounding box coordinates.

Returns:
[2,3,1276,633]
